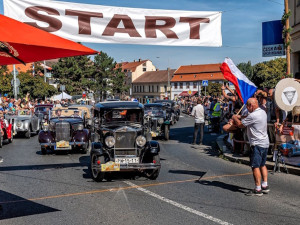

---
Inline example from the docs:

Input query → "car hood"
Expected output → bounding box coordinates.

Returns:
[50,118,83,124]
[102,124,142,132]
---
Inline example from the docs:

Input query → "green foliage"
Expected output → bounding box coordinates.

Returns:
[0,66,13,96]
[201,82,222,97]
[52,55,94,95]
[252,58,289,89]
[110,65,129,97]
[237,61,253,80]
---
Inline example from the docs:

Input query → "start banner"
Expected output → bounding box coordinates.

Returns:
[4,0,222,47]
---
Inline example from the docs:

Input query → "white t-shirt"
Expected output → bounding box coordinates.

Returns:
[191,104,205,123]
[242,107,269,148]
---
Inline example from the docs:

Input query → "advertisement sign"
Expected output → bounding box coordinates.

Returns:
[4,0,222,47]
[262,20,285,57]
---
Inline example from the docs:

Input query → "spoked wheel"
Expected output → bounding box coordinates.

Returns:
[90,154,105,182]
[144,155,160,180]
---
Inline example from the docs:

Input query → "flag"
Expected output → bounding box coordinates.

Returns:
[220,58,257,103]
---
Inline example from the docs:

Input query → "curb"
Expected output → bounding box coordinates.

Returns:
[216,135,300,176]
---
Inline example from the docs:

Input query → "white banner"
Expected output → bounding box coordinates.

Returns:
[4,0,222,47]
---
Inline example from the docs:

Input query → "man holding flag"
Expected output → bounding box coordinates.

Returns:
[221,58,269,196]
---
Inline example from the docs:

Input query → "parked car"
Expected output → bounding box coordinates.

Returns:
[34,104,53,125]
[144,103,170,140]
[154,100,180,124]
[7,109,42,138]
[279,140,300,157]
[38,108,91,155]
[90,101,161,181]
[0,116,13,147]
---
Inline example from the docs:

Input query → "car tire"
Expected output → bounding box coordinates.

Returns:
[25,130,31,139]
[0,134,3,148]
[144,155,160,180]
[164,126,169,140]
[41,147,47,155]
[90,154,105,182]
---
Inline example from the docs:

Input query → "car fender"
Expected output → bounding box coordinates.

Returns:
[145,140,160,154]
[91,142,104,155]
[38,131,55,143]
[73,129,89,142]
[7,124,13,139]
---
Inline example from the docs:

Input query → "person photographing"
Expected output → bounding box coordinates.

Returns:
[232,98,270,196]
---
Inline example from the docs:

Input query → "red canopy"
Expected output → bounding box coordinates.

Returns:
[0,14,98,65]
[179,91,198,97]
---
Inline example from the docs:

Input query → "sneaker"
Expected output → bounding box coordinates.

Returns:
[261,186,270,194]
[245,189,263,196]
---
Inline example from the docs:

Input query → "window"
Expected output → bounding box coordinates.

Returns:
[164,85,167,92]
[143,68,146,72]
[186,82,190,89]
[152,85,154,92]
[134,86,136,93]
[180,82,183,89]
[143,63,146,66]
[157,85,159,92]
[193,82,197,89]
[149,85,151,92]
[143,86,144,92]
[174,83,178,89]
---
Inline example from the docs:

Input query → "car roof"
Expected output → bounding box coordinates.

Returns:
[95,101,143,110]
[154,100,174,103]
[35,104,53,107]
[144,103,163,107]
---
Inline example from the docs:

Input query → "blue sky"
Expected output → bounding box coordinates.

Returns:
[0,0,284,69]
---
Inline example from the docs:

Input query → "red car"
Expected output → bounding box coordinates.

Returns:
[0,117,13,147]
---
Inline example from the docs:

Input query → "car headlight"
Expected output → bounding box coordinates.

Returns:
[17,121,22,127]
[158,118,164,124]
[78,124,84,130]
[42,124,49,131]
[49,121,55,131]
[105,136,115,148]
[136,135,146,147]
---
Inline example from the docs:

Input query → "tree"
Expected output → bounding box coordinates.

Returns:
[201,82,222,97]
[52,55,94,95]
[237,61,253,80]
[252,58,289,88]
[0,66,13,96]
[110,65,129,98]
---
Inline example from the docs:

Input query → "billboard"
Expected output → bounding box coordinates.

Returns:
[262,20,285,57]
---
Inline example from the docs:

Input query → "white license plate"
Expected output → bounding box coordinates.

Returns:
[115,157,139,164]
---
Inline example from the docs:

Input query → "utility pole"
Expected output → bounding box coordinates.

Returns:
[284,0,291,75]
[13,64,18,99]
[167,67,170,99]
[44,60,47,83]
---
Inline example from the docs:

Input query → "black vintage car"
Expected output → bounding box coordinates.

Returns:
[90,101,161,181]
[154,100,180,124]
[144,103,170,140]
[38,109,91,155]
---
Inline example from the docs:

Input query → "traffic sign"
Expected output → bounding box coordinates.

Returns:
[11,78,20,87]
[60,85,65,91]
[202,80,208,87]
[188,90,192,95]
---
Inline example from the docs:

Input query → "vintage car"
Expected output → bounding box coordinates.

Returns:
[67,105,93,129]
[154,100,180,124]
[38,108,91,155]
[144,103,170,140]
[90,101,161,181]
[6,109,42,138]
[34,104,53,125]
[0,116,13,147]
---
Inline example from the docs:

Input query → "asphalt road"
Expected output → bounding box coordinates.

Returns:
[0,114,300,225]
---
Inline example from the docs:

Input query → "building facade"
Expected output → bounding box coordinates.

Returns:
[132,69,176,103]
[290,0,300,75]
[171,64,224,100]
[117,59,156,97]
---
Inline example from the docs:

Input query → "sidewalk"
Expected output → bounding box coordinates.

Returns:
[216,134,300,176]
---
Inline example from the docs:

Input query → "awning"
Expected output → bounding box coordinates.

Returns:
[179,91,198,97]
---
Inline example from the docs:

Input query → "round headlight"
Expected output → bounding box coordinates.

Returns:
[136,135,146,147]
[158,118,164,124]
[43,124,49,131]
[49,121,55,131]
[105,136,115,148]
[17,121,22,127]
[78,124,84,130]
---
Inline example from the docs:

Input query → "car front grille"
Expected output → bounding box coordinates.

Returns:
[151,118,158,131]
[114,132,136,156]
[56,122,70,141]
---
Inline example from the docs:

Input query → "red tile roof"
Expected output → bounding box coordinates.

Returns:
[133,69,176,83]
[117,60,148,72]
[174,63,222,75]
[171,72,224,82]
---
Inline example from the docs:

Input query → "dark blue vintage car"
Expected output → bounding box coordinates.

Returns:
[90,101,161,181]
[38,108,91,155]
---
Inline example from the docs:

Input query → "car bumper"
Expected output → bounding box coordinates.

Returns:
[40,141,87,150]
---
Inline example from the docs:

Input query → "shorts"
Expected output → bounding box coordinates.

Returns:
[250,145,268,168]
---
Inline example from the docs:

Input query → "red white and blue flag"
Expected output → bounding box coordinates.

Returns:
[220,58,257,103]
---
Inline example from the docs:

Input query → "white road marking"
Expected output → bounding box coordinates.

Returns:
[124,181,232,225]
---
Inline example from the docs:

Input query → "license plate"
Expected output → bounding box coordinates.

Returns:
[56,141,70,148]
[115,157,139,164]
[101,161,120,172]
[151,131,157,137]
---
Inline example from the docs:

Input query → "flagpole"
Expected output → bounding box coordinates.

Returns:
[235,104,245,115]
[284,0,291,75]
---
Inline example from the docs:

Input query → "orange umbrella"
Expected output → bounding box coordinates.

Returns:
[0,14,98,65]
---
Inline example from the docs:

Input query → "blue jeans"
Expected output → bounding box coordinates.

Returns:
[193,123,204,144]
[250,145,268,168]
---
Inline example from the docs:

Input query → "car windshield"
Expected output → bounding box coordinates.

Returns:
[50,109,83,119]
[18,110,31,116]
[144,106,164,117]
[101,109,142,124]
[35,106,52,112]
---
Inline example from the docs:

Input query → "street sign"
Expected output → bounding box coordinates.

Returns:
[60,85,65,91]
[202,80,208,87]
[188,90,192,95]
[11,78,20,87]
